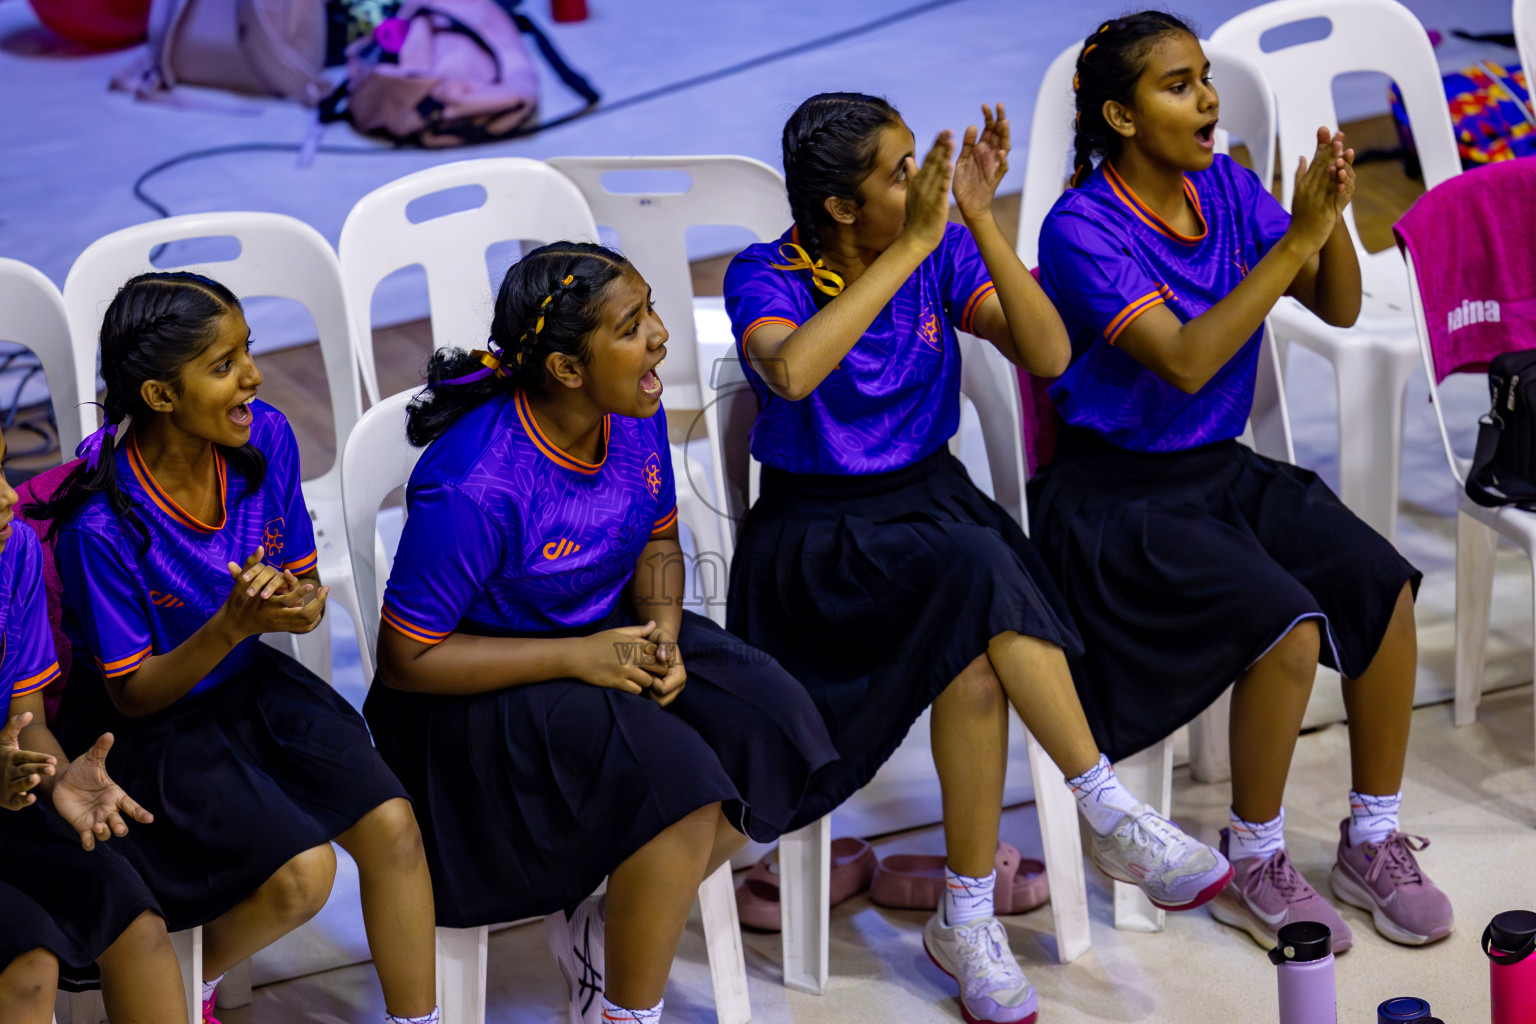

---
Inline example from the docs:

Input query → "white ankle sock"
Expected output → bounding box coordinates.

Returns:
[1066,754,1137,835]
[1227,807,1286,861]
[385,1010,440,1024]
[942,866,996,925]
[600,996,663,1023]
[1348,789,1402,845]
[200,973,225,1004]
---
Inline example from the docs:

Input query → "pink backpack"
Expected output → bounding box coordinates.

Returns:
[15,462,82,726]
[324,0,598,148]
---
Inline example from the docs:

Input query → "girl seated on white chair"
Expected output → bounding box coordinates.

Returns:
[0,431,187,1024]
[722,91,1231,1024]
[366,242,836,1024]
[30,272,440,1024]
[1030,12,1451,953]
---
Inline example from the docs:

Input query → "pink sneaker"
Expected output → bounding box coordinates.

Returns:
[1208,829,1353,954]
[201,992,221,1024]
[1330,821,1453,946]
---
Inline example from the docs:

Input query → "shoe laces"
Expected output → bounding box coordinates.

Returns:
[1361,832,1428,888]
[1117,807,1190,861]
[1243,848,1313,906]
[956,918,1026,990]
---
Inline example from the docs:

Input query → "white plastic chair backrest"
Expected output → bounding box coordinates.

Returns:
[703,351,757,562]
[340,389,421,676]
[1018,37,1278,267]
[1211,0,1460,284]
[339,158,600,404]
[1518,0,1536,87]
[545,156,792,412]
[62,212,361,493]
[0,259,91,458]
[1404,248,1469,485]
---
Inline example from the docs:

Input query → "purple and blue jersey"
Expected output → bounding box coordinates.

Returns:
[724,222,996,475]
[1038,154,1292,452]
[57,401,317,698]
[0,521,62,720]
[381,390,678,643]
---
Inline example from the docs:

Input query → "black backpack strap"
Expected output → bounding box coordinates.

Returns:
[493,0,601,106]
[1466,415,1511,506]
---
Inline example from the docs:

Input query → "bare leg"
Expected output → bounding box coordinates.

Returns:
[603,802,723,1009]
[0,948,57,1024]
[97,910,188,1024]
[930,654,1010,878]
[987,631,1100,779]
[334,798,436,1019]
[1228,619,1321,822]
[202,843,336,979]
[704,808,748,878]
[1342,583,1417,795]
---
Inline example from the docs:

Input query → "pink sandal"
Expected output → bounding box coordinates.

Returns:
[735,837,879,931]
[869,840,1050,914]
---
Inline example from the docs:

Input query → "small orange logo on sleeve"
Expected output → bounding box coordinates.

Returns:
[542,538,582,560]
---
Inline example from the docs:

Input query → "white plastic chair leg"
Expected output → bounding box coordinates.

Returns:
[1111,739,1174,933]
[170,926,203,1024]
[53,989,106,1024]
[1025,730,1091,963]
[698,861,751,1024]
[1188,689,1234,785]
[214,959,252,1009]
[1455,510,1499,727]
[435,925,488,1024]
[1332,343,1415,541]
[778,814,830,994]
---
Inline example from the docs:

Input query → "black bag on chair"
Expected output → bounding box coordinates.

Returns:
[1466,349,1536,508]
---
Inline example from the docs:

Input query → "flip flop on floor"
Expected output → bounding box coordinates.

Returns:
[869,841,1050,914]
[735,837,879,932]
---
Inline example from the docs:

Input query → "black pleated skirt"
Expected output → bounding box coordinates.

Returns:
[725,449,1083,831]
[1028,427,1422,762]
[0,803,161,970]
[55,644,408,930]
[363,608,837,928]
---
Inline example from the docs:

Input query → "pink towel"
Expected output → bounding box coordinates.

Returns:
[1394,159,1536,384]
[15,460,82,725]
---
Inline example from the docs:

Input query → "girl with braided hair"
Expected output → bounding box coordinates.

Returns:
[723,92,1230,1024]
[31,271,440,1024]
[1031,13,1450,955]
[366,242,835,1024]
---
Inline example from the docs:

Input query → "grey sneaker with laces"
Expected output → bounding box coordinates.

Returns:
[1088,802,1232,910]
[923,910,1038,1024]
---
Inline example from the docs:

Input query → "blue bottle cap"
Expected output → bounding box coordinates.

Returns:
[1378,996,1432,1022]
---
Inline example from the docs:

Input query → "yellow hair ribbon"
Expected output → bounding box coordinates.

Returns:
[1083,42,1098,56]
[770,242,846,297]
[468,348,509,376]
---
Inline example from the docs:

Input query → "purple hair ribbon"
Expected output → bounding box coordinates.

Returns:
[75,422,119,473]
[437,340,508,387]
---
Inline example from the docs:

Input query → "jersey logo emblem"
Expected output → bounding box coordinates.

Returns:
[918,311,942,351]
[150,590,186,610]
[643,452,663,497]
[262,517,286,566]
[542,538,582,560]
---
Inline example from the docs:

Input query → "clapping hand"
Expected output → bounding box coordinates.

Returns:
[0,711,54,811]
[51,732,153,851]
[1289,126,1356,253]
[952,102,1010,222]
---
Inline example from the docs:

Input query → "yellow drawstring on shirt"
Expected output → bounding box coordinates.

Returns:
[770,242,846,298]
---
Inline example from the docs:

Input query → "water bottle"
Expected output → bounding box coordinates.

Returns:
[1484,909,1536,1024]
[1377,996,1432,1021]
[1271,921,1336,1024]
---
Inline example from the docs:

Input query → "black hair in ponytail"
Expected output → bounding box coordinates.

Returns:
[1070,11,1197,187]
[781,92,901,268]
[26,272,267,550]
[406,241,631,448]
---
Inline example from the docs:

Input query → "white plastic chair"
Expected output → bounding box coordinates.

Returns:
[0,260,92,460]
[61,212,366,688]
[699,333,1093,993]
[52,927,204,1024]
[1212,0,1462,540]
[545,156,792,413]
[340,391,750,1024]
[338,158,600,405]
[1517,0,1536,84]
[1402,160,1536,736]
[1017,36,1294,932]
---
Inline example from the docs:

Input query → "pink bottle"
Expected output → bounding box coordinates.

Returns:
[1271,921,1337,1024]
[1484,910,1536,1024]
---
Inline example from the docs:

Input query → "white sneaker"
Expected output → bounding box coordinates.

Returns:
[545,893,605,1024]
[922,910,1038,1024]
[1089,803,1233,910]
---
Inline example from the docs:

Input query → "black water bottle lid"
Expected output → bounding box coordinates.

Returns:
[1491,910,1536,950]
[1268,921,1332,964]
[1377,996,1432,1022]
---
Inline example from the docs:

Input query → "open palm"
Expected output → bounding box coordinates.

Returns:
[52,733,152,850]
[952,103,1010,220]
